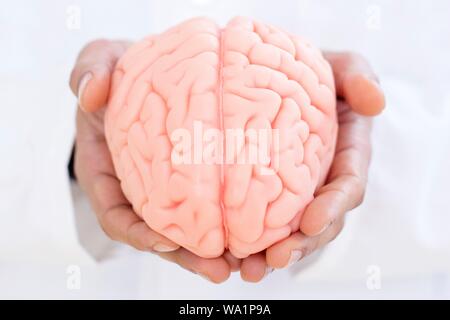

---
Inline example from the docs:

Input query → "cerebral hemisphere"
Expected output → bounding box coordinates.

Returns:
[104,17,338,258]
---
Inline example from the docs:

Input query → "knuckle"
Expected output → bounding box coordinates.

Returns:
[330,222,344,242]
[126,221,147,251]
[98,208,121,242]
[98,218,117,241]
[346,174,367,209]
[355,190,365,207]
[332,219,345,238]
[354,178,367,207]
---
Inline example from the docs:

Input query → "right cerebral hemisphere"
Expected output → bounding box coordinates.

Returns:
[104,17,338,258]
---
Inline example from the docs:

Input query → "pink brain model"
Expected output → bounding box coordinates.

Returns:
[104,17,338,258]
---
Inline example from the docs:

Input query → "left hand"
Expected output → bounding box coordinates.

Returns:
[239,52,386,282]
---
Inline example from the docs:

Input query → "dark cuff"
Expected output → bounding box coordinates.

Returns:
[68,143,76,180]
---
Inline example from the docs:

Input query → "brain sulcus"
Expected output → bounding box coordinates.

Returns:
[104,17,338,258]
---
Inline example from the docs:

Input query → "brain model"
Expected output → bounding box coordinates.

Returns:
[105,17,338,258]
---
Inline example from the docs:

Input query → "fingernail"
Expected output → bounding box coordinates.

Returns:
[152,243,178,252]
[264,266,274,278]
[198,273,212,282]
[78,72,92,111]
[287,250,303,267]
[315,220,333,236]
[366,74,381,86]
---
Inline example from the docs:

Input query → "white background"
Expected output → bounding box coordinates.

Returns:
[0,0,449,299]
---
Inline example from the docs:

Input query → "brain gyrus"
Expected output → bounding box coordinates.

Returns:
[104,17,338,258]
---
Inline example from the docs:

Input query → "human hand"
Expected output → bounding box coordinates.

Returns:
[69,39,240,283]
[238,52,386,282]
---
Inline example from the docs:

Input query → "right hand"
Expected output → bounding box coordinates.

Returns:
[69,39,240,283]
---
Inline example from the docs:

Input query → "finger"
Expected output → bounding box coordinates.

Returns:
[266,232,317,269]
[240,252,271,283]
[223,250,242,272]
[266,219,344,269]
[300,102,372,236]
[74,137,179,253]
[299,174,365,236]
[69,39,130,112]
[89,173,180,252]
[324,51,385,116]
[158,249,231,284]
[315,218,345,249]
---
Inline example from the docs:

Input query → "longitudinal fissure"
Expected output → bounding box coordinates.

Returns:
[217,27,229,246]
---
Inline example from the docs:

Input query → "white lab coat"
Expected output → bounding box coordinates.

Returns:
[1,0,449,299]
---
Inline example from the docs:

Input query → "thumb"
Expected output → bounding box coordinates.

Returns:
[324,51,386,116]
[69,39,130,112]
